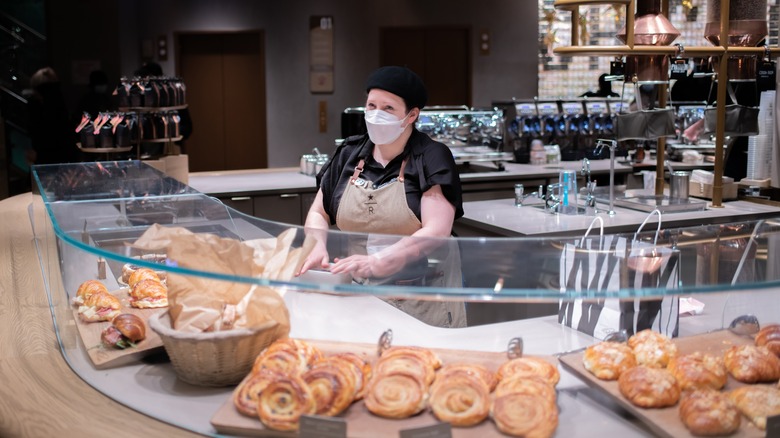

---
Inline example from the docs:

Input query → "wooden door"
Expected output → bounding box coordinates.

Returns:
[380,27,471,106]
[177,32,267,172]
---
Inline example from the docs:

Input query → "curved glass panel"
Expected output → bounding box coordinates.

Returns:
[30,161,780,301]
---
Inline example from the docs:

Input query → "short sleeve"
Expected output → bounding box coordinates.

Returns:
[419,141,463,219]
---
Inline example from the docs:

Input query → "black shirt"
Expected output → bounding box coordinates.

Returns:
[316,129,464,226]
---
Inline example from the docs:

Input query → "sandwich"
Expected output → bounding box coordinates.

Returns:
[101,313,146,349]
[72,279,109,306]
[129,279,168,309]
[78,291,121,322]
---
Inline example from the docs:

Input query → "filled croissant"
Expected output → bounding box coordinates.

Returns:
[101,313,146,349]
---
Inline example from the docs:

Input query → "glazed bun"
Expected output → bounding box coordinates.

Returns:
[127,268,161,289]
[129,279,168,309]
[73,279,108,306]
[79,291,121,322]
[112,313,146,342]
[756,324,780,357]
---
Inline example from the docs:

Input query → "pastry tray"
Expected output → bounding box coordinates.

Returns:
[558,330,771,438]
[211,340,560,438]
[71,287,165,369]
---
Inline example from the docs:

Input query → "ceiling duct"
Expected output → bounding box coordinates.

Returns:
[616,0,681,84]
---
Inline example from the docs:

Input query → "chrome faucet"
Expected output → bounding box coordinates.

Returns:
[581,158,597,208]
[516,184,545,207]
[594,139,618,216]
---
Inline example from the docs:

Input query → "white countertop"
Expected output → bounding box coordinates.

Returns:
[459,198,780,237]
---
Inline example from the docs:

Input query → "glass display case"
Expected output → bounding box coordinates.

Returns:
[30,161,780,437]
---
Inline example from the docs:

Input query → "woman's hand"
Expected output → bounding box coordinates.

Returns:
[329,254,401,280]
[296,245,330,276]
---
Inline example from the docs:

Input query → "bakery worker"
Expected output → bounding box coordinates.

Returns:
[297,66,467,328]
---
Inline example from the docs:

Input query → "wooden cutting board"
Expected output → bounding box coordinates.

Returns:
[559,330,773,438]
[71,287,165,369]
[210,340,558,438]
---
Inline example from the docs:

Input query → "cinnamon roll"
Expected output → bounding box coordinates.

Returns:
[302,361,356,416]
[317,353,369,400]
[497,357,560,386]
[256,374,316,432]
[380,346,442,371]
[252,348,308,376]
[493,376,556,406]
[429,372,490,427]
[363,370,428,419]
[627,329,678,368]
[373,352,435,387]
[491,393,558,438]
[724,344,780,383]
[232,370,281,417]
[433,363,497,392]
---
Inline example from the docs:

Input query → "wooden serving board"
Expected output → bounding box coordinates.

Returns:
[71,287,165,369]
[210,340,558,438]
[559,330,772,438]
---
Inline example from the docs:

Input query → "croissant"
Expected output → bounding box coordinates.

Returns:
[129,279,168,309]
[756,324,780,357]
[728,385,780,430]
[618,366,680,408]
[583,341,637,381]
[679,389,741,436]
[127,267,161,289]
[667,352,727,391]
[627,329,678,368]
[79,291,121,322]
[724,344,780,383]
[73,279,108,306]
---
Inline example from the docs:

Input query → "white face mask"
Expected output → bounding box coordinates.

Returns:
[364,109,410,145]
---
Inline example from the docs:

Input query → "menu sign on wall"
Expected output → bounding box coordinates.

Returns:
[310,16,334,94]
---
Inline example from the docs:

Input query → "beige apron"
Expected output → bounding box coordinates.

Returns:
[335,158,467,328]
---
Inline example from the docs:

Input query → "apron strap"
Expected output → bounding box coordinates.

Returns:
[349,159,366,184]
[398,158,408,182]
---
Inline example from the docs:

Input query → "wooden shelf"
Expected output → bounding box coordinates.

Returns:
[139,136,183,144]
[77,143,133,154]
[118,104,188,112]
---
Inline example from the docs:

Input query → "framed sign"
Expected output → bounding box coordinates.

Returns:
[310,16,334,93]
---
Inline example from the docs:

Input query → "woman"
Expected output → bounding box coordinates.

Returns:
[297,66,466,328]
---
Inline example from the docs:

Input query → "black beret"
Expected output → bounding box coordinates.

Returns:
[365,66,428,110]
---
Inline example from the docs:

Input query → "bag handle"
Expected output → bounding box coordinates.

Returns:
[633,208,662,245]
[579,216,605,250]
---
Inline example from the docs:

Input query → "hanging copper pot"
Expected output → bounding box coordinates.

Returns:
[711,55,758,82]
[625,55,670,84]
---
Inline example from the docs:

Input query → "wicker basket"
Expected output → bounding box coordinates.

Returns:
[148,311,282,386]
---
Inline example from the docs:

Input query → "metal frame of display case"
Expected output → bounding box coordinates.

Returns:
[553,0,780,206]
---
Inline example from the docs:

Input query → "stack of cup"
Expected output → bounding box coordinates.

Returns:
[747,91,775,181]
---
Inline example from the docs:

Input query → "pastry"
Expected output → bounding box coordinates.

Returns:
[121,254,167,284]
[256,374,316,432]
[259,338,323,369]
[129,279,168,309]
[627,329,678,368]
[493,375,557,406]
[77,291,121,322]
[100,313,146,348]
[318,353,370,400]
[429,372,490,427]
[668,352,727,391]
[72,279,108,306]
[728,385,780,430]
[253,348,309,376]
[380,346,442,371]
[679,389,740,436]
[756,324,780,357]
[302,361,356,416]
[232,370,281,417]
[583,341,637,380]
[497,357,560,386]
[127,267,161,289]
[364,370,428,419]
[373,351,435,387]
[724,344,780,383]
[618,366,680,408]
[491,392,558,438]
[433,363,497,392]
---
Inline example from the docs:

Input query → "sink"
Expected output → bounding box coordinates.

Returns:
[529,204,593,216]
[611,195,708,214]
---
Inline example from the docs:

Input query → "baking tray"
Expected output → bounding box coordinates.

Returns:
[71,287,165,369]
[558,330,771,438]
[211,340,559,438]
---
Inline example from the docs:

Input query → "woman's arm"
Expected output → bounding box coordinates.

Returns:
[329,185,455,279]
[296,189,332,275]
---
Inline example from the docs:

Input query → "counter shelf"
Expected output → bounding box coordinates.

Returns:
[29,161,780,436]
